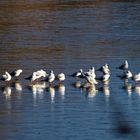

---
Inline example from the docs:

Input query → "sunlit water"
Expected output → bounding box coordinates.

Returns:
[0,1,140,140]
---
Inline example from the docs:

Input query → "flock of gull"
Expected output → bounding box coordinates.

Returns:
[0,60,140,99]
[0,60,140,84]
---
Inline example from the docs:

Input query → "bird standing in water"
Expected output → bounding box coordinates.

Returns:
[56,73,65,84]
[47,70,55,85]
[117,60,129,70]
[1,71,12,82]
[10,69,23,80]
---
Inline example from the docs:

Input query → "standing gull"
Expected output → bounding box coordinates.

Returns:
[98,64,110,74]
[10,69,23,79]
[117,60,128,70]
[46,70,55,84]
[56,73,65,84]
[71,69,84,78]
[1,72,12,82]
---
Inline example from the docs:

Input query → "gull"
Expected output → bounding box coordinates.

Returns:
[84,67,96,79]
[103,67,110,74]
[46,70,55,84]
[98,64,110,74]
[89,66,96,74]
[1,72,12,81]
[10,69,23,78]
[31,72,43,82]
[132,73,140,82]
[102,73,110,82]
[117,60,128,70]
[26,69,47,82]
[85,75,98,85]
[124,70,132,79]
[56,73,65,83]
[118,70,132,80]
[97,73,110,83]
[71,69,84,78]
[98,63,109,70]
[120,71,140,83]
[36,69,48,78]
[104,63,109,69]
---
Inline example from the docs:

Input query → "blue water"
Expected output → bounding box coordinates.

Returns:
[0,1,140,140]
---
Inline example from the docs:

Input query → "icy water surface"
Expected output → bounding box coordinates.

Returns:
[0,0,140,140]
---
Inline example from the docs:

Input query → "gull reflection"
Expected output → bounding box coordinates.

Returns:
[71,81,84,94]
[12,82,23,100]
[31,82,47,94]
[103,80,110,86]
[133,84,140,96]
[72,81,82,88]
[49,86,55,103]
[15,82,22,92]
[2,86,12,110]
[103,84,110,98]
[86,84,98,98]
[30,82,47,100]
[58,84,65,100]
[102,84,110,103]
[3,86,12,100]
[124,80,132,97]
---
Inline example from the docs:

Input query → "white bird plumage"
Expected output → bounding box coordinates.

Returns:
[125,70,133,79]
[132,73,140,82]
[85,75,98,85]
[71,69,84,78]
[102,73,110,82]
[31,72,42,82]
[98,64,110,74]
[84,67,96,79]
[118,70,132,80]
[2,72,12,81]
[30,82,47,94]
[118,60,128,70]
[14,69,23,77]
[3,86,12,99]
[30,69,47,82]
[47,70,55,83]
[57,73,65,82]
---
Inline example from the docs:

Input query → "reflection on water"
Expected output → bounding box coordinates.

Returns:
[123,80,133,97]
[0,0,140,140]
[30,82,47,95]
[58,84,66,100]
[72,81,82,88]
[123,80,140,97]
[85,84,97,98]
[49,86,55,103]
[2,86,12,100]
[14,82,23,92]
[29,82,47,106]
[103,84,110,97]
[134,84,140,96]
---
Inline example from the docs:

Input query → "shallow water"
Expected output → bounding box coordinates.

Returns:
[0,0,140,140]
